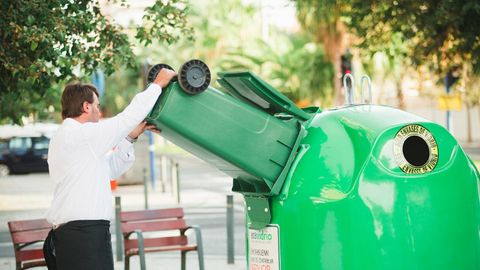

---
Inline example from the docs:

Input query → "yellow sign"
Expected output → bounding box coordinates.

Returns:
[393,124,439,174]
[438,94,462,111]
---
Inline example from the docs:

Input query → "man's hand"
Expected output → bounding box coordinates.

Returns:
[145,125,161,135]
[128,121,161,140]
[153,68,177,88]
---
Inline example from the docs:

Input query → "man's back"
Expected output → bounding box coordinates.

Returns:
[46,118,113,225]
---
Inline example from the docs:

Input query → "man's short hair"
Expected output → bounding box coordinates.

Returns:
[61,83,99,119]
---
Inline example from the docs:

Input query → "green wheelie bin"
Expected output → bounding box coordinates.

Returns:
[146,61,309,197]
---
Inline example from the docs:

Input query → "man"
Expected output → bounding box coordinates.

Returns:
[43,68,177,270]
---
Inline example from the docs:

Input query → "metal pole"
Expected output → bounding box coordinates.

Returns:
[115,196,123,261]
[160,155,167,193]
[170,158,175,198]
[143,167,149,210]
[148,131,156,189]
[159,155,164,192]
[445,73,454,133]
[173,162,180,204]
[227,195,235,264]
[171,159,176,199]
[169,158,175,187]
[447,109,452,132]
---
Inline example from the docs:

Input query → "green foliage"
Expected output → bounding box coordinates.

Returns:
[0,0,191,124]
[295,0,480,107]
[220,34,333,103]
[179,0,333,103]
[346,0,480,73]
[136,0,192,46]
[295,0,348,41]
[136,0,259,67]
[101,64,143,118]
[101,0,259,117]
[294,0,351,105]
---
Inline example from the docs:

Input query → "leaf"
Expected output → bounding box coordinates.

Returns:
[31,41,38,51]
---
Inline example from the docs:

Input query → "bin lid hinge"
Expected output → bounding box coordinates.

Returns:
[244,195,271,229]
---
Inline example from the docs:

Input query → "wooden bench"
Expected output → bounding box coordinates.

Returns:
[120,207,204,270]
[8,219,50,270]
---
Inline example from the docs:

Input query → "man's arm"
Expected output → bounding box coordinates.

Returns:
[107,138,135,179]
[81,69,176,157]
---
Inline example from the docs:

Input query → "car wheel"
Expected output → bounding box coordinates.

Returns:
[0,164,10,177]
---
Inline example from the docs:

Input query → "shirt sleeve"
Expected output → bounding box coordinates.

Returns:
[81,84,162,157]
[107,138,135,179]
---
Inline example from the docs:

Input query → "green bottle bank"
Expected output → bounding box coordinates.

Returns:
[146,61,480,270]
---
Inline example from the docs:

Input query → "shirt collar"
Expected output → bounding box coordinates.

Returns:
[63,118,81,126]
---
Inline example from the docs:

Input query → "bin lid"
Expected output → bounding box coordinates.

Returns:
[217,71,310,121]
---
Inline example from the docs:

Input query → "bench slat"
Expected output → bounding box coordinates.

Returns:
[121,219,186,234]
[120,208,184,222]
[124,236,188,250]
[8,219,50,232]
[22,260,47,269]
[126,245,197,256]
[11,229,50,244]
[16,249,45,262]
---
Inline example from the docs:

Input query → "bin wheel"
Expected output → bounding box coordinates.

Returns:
[178,59,211,95]
[147,63,175,84]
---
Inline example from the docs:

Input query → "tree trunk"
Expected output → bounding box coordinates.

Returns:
[316,21,346,107]
[333,55,344,106]
[395,77,405,110]
[377,76,387,105]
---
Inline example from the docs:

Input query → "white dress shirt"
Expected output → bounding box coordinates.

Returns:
[45,84,162,225]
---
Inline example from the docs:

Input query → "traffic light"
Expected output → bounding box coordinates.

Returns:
[445,66,460,92]
[341,52,352,75]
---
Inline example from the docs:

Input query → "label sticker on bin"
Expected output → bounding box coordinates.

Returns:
[248,225,280,270]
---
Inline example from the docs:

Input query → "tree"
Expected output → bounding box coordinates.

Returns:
[220,34,333,104]
[104,0,333,114]
[100,0,258,117]
[346,0,480,74]
[294,0,350,105]
[346,0,480,128]
[369,32,410,109]
[0,0,191,124]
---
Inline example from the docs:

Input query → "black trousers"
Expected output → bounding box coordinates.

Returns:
[43,220,114,270]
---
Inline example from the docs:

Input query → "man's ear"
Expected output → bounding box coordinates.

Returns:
[82,101,90,114]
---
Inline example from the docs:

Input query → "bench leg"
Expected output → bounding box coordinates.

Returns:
[181,251,187,270]
[134,230,147,270]
[189,225,205,270]
[197,247,205,270]
[125,255,130,270]
[139,253,146,270]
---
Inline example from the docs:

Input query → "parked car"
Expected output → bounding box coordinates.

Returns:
[0,136,50,176]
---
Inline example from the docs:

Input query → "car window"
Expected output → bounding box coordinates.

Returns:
[33,137,50,151]
[9,137,32,153]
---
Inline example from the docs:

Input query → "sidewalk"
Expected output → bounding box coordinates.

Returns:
[0,254,246,270]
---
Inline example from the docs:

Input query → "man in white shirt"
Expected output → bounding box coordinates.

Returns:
[43,68,176,270]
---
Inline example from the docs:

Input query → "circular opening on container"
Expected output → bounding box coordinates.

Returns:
[402,136,430,167]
